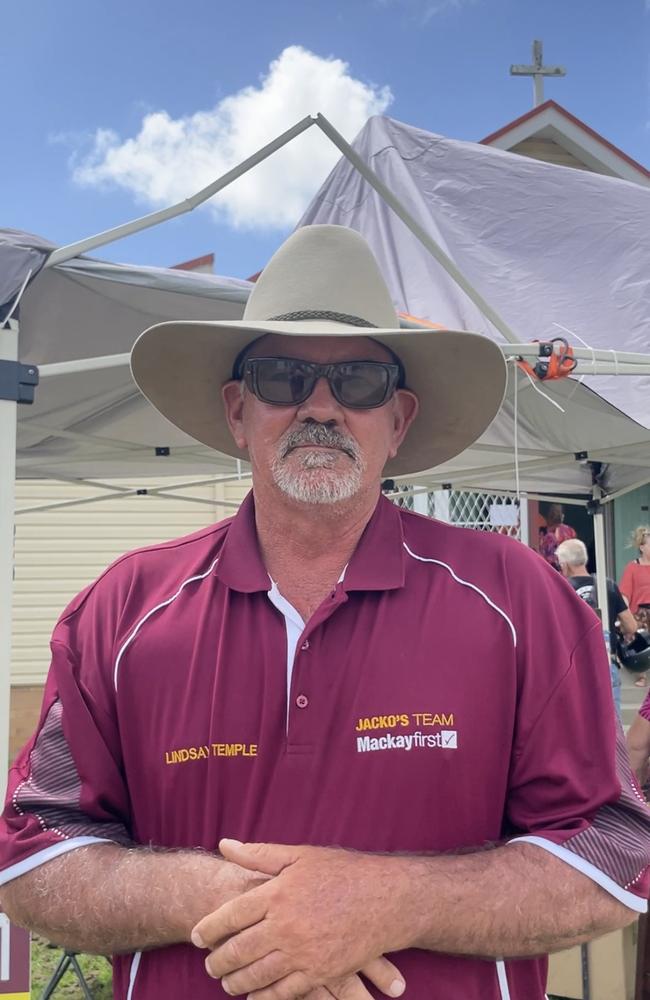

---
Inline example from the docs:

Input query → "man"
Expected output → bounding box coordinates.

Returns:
[556,536,638,716]
[1,225,649,1000]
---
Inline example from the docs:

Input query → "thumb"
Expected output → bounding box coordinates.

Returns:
[219,838,301,875]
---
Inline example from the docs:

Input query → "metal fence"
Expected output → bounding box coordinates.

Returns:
[390,486,526,541]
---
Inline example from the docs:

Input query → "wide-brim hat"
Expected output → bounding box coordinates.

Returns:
[131,225,507,477]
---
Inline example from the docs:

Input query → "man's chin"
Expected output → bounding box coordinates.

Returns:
[273,467,362,506]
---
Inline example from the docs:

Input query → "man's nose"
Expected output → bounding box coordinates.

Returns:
[295,375,344,423]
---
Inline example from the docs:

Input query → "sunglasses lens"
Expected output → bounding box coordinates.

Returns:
[250,358,315,404]
[244,359,399,408]
[331,363,391,407]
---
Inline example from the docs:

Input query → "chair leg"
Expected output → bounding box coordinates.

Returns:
[39,951,72,999]
[68,952,95,1000]
[39,949,96,1000]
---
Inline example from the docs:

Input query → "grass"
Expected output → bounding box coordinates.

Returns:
[31,935,113,999]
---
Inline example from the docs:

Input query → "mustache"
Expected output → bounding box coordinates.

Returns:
[279,423,360,462]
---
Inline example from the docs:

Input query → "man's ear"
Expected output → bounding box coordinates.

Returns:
[387,389,419,459]
[221,381,247,450]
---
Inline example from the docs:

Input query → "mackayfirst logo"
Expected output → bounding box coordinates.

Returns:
[356,730,458,754]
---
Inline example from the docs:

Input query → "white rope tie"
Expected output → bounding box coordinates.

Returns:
[551,320,622,397]
[553,322,587,401]
[519,362,565,412]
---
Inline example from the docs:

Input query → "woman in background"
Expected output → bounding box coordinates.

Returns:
[620,526,650,687]
[538,502,576,571]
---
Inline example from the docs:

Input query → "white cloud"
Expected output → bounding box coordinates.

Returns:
[421,0,479,18]
[72,46,392,230]
[376,0,479,23]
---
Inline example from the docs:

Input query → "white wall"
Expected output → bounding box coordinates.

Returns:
[11,477,252,685]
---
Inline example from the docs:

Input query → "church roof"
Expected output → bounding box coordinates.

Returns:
[481,100,650,185]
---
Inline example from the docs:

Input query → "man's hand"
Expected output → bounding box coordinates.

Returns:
[304,960,406,999]
[192,840,406,999]
[211,855,271,905]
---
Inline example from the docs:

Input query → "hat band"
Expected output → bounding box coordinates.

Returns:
[231,310,382,380]
[268,309,377,327]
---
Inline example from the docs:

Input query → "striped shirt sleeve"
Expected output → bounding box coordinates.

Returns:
[506,619,650,911]
[0,636,133,884]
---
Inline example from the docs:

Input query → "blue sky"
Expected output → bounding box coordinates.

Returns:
[4,0,649,278]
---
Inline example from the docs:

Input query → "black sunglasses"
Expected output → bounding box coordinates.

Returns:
[237,357,404,410]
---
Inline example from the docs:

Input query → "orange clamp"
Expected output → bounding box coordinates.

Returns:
[517,337,577,381]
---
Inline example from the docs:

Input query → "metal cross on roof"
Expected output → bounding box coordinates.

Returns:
[510,40,566,107]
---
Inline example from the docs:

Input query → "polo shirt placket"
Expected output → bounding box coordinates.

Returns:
[275,586,350,752]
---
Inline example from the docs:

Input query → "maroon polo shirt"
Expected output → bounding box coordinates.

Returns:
[2,493,650,1000]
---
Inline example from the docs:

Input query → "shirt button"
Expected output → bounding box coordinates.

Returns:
[296,694,309,709]
[301,640,310,651]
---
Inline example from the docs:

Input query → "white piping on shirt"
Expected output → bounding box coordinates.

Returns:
[496,960,511,1000]
[511,835,648,913]
[0,836,110,885]
[126,951,142,1000]
[403,543,517,647]
[113,556,220,690]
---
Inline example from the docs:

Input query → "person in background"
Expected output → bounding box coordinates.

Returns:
[538,502,576,570]
[626,687,650,792]
[620,526,650,688]
[556,538,638,716]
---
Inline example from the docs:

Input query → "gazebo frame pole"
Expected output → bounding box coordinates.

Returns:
[0,320,19,797]
[592,482,611,637]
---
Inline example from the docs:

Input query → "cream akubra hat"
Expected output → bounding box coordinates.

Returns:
[131,225,507,477]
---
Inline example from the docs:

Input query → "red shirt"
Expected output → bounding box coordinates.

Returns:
[620,560,650,613]
[2,494,649,1000]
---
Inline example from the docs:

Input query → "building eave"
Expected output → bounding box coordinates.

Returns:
[481,100,650,186]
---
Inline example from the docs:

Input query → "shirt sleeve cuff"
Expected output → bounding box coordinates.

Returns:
[508,835,648,913]
[0,836,113,886]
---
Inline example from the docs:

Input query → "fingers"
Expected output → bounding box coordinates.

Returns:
[322,974,375,999]
[359,957,405,997]
[240,969,314,1000]
[219,951,292,996]
[192,889,268,949]
[203,924,267,979]
[219,838,302,876]
[245,970,393,1000]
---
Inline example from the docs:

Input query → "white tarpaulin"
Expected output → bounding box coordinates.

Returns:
[299,115,650,496]
[4,113,650,496]
[1,230,251,479]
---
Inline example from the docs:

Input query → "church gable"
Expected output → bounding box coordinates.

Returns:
[507,136,600,174]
